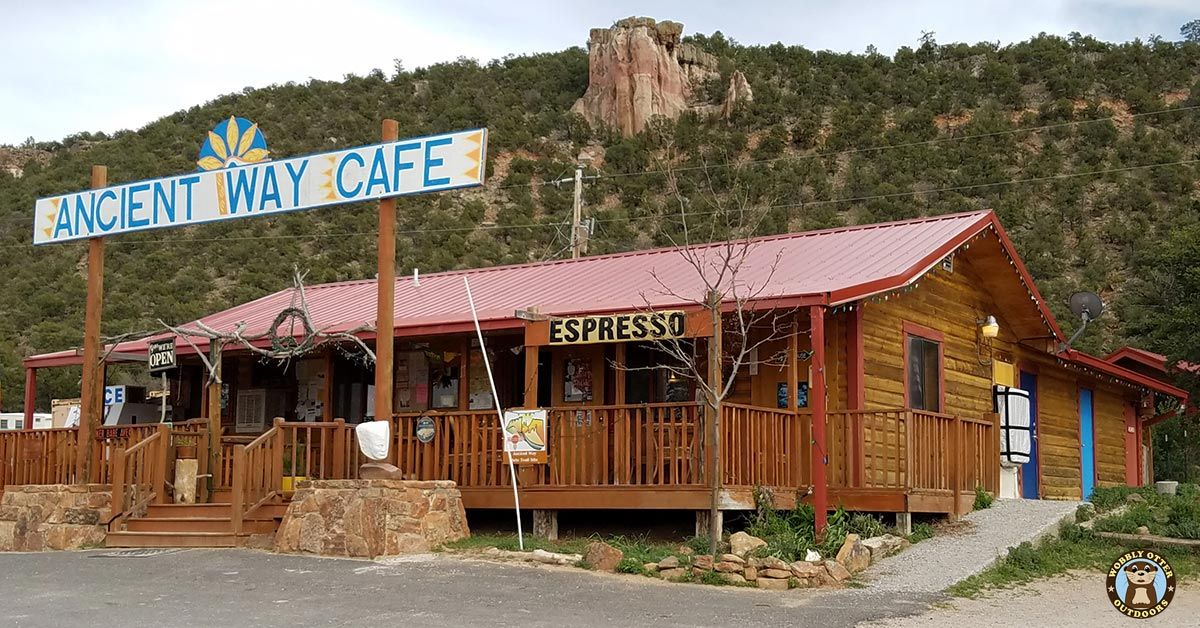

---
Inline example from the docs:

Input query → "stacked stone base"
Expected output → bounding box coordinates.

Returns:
[274,479,468,558]
[0,484,114,551]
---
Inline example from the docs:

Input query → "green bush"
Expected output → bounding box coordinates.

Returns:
[973,486,994,510]
[1075,504,1094,522]
[1089,485,1154,512]
[847,512,888,539]
[616,557,647,575]
[908,522,935,543]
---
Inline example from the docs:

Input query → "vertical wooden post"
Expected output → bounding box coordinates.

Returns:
[154,423,170,505]
[787,313,800,487]
[847,305,865,487]
[322,350,335,421]
[613,343,627,405]
[375,119,400,422]
[706,290,724,551]
[458,338,470,410]
[231,444,245,535]
[809,304,828,535]
[332,418,346,479]
[950,415,962,517]
[110,446,126,523]
[75,165,107,482]
[205,343,222,502]
[22,367,36,427]
[523,345,539,408]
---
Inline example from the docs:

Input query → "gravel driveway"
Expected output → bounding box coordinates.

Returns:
[862,498,1081,593]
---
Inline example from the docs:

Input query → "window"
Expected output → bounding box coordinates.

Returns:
[906,333,942,412]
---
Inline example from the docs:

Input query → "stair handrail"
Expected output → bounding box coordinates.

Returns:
[108,423,170,529]
[230,418,284,535]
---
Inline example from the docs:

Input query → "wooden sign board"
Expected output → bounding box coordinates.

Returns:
[503,409,548,464]
[33,120,487,245]
[525,310,712,347]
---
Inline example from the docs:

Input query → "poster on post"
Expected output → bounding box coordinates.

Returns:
[502,409,548,464]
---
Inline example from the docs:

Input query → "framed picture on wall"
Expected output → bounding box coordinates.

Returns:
[563,357,593,402]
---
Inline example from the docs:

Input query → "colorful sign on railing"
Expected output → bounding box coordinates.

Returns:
[33,117,487,245]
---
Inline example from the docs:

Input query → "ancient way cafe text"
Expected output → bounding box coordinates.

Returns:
[33,128,486,245]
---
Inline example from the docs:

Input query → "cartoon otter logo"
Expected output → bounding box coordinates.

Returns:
[1106,550,1176,619]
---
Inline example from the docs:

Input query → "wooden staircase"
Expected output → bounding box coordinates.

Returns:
[105,500,287,548]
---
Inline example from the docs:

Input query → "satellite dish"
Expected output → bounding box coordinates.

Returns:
[1064,292,1104,350]
[1069,292,1104,321]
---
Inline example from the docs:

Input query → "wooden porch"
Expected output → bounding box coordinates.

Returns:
[1,403,999,513]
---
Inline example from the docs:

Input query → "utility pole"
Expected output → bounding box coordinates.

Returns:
[570,163,588,259]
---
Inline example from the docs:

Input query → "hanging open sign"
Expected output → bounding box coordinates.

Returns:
[148,338,177,373]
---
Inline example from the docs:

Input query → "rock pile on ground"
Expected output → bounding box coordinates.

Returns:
[639,531,905,589]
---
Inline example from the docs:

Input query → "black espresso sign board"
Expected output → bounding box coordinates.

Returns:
[148,339,177,373]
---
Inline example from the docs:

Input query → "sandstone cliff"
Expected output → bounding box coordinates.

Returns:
[571,17,752,136]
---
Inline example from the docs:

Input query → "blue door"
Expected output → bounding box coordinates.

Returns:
[1080,389,1096,499]
[1020,371,1039,499]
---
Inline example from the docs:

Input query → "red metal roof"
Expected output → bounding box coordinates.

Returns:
[1061,348,1189,402]
[1105,346,1200,375]
[29,210,1015,367]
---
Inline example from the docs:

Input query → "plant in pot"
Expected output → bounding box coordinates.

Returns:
[175,436,198,459]
[282,444,308,492]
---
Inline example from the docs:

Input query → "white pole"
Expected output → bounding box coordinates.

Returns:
[463,277,524,550]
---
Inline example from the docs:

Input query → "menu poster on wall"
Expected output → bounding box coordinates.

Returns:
[468,349,493,409]
[395,351,430,412]
[235,389,266,433]
[563,357,593,402]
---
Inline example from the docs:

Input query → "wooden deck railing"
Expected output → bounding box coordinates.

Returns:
[721,403,807,487]
[828,408,1000,499]
[230,419,284,534]
[109,424,170,527]
[380,404,708,488]
[0,427,79,489]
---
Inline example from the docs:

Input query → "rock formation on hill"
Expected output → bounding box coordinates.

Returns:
[571,17,752,136]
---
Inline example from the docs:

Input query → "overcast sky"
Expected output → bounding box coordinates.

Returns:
[1,0,1195,145]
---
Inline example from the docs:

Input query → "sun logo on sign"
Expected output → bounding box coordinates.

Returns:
[197,116,269,171]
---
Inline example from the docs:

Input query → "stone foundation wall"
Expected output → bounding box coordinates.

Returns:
[0,484,113,551]
[274,479,469,558]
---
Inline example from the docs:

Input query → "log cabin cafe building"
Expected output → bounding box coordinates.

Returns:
[13,210,1189,543]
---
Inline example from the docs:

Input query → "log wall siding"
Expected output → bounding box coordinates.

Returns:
[861,256,1019,419]
[1032,366,1083,500]
[1094,385,1131,488]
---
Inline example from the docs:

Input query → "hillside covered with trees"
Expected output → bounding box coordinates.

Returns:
[2,24,1199,435]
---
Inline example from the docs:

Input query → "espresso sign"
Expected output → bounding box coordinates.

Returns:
[548,311,687,345]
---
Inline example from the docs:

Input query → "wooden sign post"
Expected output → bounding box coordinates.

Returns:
[75,165,107,481]
[374,119,399,423]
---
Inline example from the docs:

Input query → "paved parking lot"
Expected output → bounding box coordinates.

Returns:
[1,549,937,627]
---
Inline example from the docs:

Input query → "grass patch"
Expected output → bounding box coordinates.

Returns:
[442,532,685,566]
[947,521,1200,598]
[1089,484,1200,539]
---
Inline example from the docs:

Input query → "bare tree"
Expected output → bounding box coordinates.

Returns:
[631,156,803,551]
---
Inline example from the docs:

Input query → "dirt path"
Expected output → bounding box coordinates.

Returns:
[861,570,1197,627]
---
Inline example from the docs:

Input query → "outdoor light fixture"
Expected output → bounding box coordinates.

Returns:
[979,315,1000,339]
